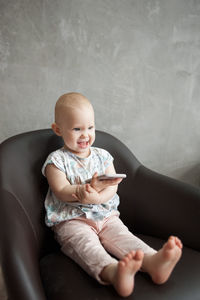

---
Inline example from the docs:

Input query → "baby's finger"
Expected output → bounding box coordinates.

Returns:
[100,178,122,186]
[75,185,83,198]
[91,172,98,184]
[108,178,123,185]
[115,178,123,183]
[93,172,98,178]
[86,183,94,193]
[72,193,79,200]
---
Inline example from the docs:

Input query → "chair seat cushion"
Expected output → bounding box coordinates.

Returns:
[40,235,200,300]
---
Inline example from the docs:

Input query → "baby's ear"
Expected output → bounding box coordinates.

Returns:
[51,123,62,136]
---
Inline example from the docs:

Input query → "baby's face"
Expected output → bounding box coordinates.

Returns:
[59,104,95,158]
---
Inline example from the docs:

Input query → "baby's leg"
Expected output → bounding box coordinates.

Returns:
[99,216,182,284]
[142,236,182,284]
[53,217,117,283]
[100,215,156,258]
[54,217,143,297]
[100,250,144,297]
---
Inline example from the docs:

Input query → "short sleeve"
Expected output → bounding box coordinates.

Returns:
[42,150,66,176]
[95,148,114,169]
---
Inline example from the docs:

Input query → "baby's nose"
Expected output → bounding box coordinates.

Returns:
[81,131,88,138]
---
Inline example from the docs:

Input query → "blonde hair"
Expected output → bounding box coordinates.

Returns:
[54,92,93,124]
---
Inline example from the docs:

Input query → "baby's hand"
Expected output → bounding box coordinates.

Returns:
[91,172,122,192]
[72,183,101,204]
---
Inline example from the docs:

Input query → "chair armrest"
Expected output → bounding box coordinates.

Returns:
[0,190,46,300]
[120,166,200,251]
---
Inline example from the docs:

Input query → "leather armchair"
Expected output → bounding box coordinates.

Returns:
[0,129,200,300]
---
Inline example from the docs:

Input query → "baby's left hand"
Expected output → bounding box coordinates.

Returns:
[91,172,122,192]
[72,183,101,204]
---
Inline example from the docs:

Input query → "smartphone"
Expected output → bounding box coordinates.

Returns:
[97,174,126,180]
[86,174,126,183]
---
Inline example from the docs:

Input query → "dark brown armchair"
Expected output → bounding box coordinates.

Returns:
[0,129,200,300]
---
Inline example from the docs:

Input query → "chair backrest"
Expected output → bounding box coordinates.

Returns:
[0,129,141,257]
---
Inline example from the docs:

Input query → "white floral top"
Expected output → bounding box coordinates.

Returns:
[42,147,120,227]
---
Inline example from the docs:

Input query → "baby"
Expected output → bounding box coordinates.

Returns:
[42,92,182,297]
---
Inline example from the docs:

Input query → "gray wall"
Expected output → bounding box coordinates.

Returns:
[1,0,200,186]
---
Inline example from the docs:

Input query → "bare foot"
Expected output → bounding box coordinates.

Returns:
[101,250,144,297]
[143,236,182,284]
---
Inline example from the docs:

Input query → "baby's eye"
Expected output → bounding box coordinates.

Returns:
[73,128,80,131]
[88,126,94,130]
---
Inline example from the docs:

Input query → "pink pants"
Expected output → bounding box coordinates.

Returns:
[53,213,156,283]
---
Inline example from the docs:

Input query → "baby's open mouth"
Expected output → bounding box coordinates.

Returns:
[77,141,89,148]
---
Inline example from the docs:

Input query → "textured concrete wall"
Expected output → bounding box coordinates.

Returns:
[0,0,200,186]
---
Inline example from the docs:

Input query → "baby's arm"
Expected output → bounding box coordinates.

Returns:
[71,164,121,204]
[45,164,78,202]
[45,164,100,204]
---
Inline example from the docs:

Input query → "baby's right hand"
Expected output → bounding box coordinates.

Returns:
[90,172,122,192]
